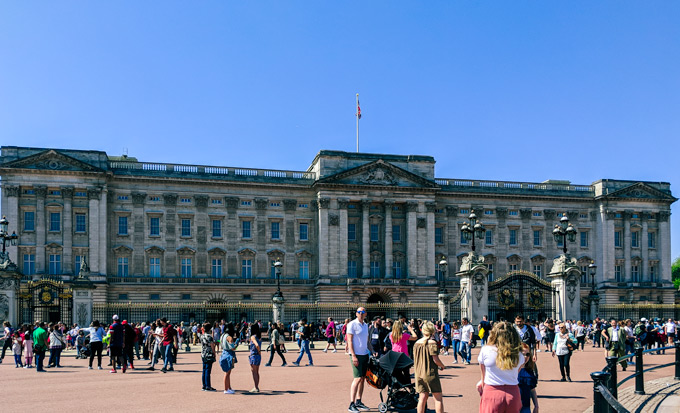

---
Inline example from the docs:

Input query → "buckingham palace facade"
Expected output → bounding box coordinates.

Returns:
[0,146,676,315]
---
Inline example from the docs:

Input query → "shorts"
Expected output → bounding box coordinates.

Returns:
[110,346,123,357]
[249,355,261,366]
[668,332,675,339]
[327,336,335,344]
[351,354,369,378]
[415,375,442,394]
[442,338,451,347]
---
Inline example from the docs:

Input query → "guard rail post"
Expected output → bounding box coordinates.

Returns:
[606,356,619,400]
[634,346,645,395]
[591,371,611,413]
[675,341,680,381]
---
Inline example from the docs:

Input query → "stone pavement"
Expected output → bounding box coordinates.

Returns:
[583,376,680,413]
[1,341,678,412]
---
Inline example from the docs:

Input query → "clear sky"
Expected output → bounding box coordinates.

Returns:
[1,2,678,259]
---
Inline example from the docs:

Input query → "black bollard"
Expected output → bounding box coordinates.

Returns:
[635,346,645,395]
[675,341,680,381]
[606,356,619,400]
[591,371,612,413]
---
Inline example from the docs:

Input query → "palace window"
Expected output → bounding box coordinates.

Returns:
[242,220,252,239]
[435,227,444,245]
[117,257,129,277]
[348,260,358,278]
[182,294,191,300]
[241,200,252,206]
[631,265,640,282]
[149,258,161,277]
[181,258,192,277]
[370,261,380,278]
[211,198,222,205]
[298,203,308,208]
[615,265,622,282]
[487,264,494,282]
[212,259,223,278]
[75,213,87,233]
[49,254,61,275]
[181,219,191,237]
[392,262,402,278]
[270,202,280,207]
[348,224,356,241]
[49,212,61,232]
[150,294,161,300]
[118,294,128,300]
[533,265,542,278]
[392,225,401,242]
[485,229,493,246]
[508,264,518,272]
[149,217,160,236]
[180,197,191,204]
[23,211,35,231]
[117,195,128,201]
[299,260,310,280]
[118,216,128,236]
[271,221,280,240]
[212,219,222,238]
[631,231,640,248]
[509,229,518,246]
[508,210,519,216]
[649,263,657,282]
[533,230,541,247]
[614,231,622,247]
[484,210,494,215]
[241,259,252,279]
[370,224,379,242]
[299,223,309,241]
[460,230,468,245]
[648,232,657,249]
[23,254,35,275]
[532,211,542,217]
[580,231,589,248]
[75,255,85,274]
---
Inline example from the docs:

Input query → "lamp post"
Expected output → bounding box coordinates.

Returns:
[0,216,18,267]
[588,261,600,320]
[273,258,283,299]
[438,256,448,294]
[552,214,577,255]
[460,211,486,253]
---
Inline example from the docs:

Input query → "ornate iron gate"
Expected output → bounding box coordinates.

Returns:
[488,271,555,322]
[18,279,73,325]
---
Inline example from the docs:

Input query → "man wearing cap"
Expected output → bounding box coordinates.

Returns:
[109,315,125,373]
[347,307,372,413]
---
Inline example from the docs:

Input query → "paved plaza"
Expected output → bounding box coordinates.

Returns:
[2,341,678,412]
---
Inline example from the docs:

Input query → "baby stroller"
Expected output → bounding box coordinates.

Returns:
[366,351,418,412]
[76,336,91,359]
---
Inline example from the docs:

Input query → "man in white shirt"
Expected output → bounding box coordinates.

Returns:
[664,318,676,345]
[347,307,372,413]
[459,318,475,365]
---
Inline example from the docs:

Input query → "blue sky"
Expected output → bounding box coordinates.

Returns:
[1,2,678,259]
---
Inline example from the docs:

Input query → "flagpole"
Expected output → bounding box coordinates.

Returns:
[356,93,360,153]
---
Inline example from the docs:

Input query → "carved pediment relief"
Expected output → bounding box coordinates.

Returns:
[113,245,133,254]
[316,159,437,189]
[1,150,104,173]
[603,183,676,202]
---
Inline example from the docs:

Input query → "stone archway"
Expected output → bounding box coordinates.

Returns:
[365,290,392,320]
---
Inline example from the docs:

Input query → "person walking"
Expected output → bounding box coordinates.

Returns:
[220,323,239,395]
[265,323,287,366]
[347,307,371,413]
[47,323,65,368]
[32,321,48,372]
[602,318,627,371]
[324,317,338,353]
[248,323,262,393]
[200,322,216,391]
[292,318,313,367]
[122,320,136,370]
[575,321,586,351]
[518,344,539,413]
[477,321,525,413]
[414,321,446,413]
[451,321,462,364]
[22,328,33,368]
[0,321,14,363]
[160,318,178,373]
[552,322,577,381]
[459,318,475,365]
[389,319,417,355]
[664,318,676,345]
[108,315,125,373]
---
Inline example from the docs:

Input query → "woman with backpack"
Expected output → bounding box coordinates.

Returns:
[200,322,216,391]
[551,322,577,382]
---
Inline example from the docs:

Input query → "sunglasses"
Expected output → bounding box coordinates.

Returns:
[357,311,366,314]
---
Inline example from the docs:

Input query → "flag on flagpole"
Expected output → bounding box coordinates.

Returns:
[356,97,361,119]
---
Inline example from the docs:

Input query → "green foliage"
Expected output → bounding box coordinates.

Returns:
[673,256,680,289]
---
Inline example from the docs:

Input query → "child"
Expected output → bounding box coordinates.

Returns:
[76,331,86,359]
[518,343,539,413]
[12,331,23,368]
[23,331,33,368]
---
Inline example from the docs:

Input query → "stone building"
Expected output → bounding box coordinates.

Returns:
[0,146,675,324]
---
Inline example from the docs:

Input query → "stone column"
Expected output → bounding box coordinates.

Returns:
[225,197,240,276]
[328,199,339,277]
[72,273,96,327]
[548,255,581,321]
[0,271,21,326]
[3,186,20,265]
[338,199,349,278]
[131,193,147,275]
[272,295,285,323]
[457,255,489,324]
[623,211,631,281]
[36,186,47,274]
[425,202,436,279]
[195,195,209,276]
[61,187,73,275]
[255,198,268,277]
[519,209,532,272]
[163,193,178,276]
[318,198,330,278]
[87,188,101,275]
[446,206,458,265]
[600,207,616,281]
[406,201,418,278]
[641,214,649,281]
[384,200,394,278]
[658,211,671,284]
[282,199,297,280]
[361,199,371,278]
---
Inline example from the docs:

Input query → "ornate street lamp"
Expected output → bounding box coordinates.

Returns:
[273,258,283,299]
[0,216,18,264]
[587,261,600,320]
[460,210,486,252]
[588,261,597,293]
[438,256,448,294]
[552,214,577,254]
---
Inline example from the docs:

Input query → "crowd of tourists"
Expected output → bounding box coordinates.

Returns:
[0,314,677,412]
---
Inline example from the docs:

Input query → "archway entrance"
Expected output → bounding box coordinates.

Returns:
[366,293,389,320]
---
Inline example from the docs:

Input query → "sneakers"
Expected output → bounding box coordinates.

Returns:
[332,349,337,353]
[110,369,117,373]
[323,349,327,353]
[348,402,360,413]
[464,361,470,365]
[97,366,103,370]
[292,362,300,366]
[160,367,167,373]
[306,363,314,366]
[88,366,93,370]
[452,360,458,364]
[354,400,370,411]
[264,363,271,367]
[444,351,449,356]
[281,363,287,366]
[224,389,235,394]
[249,388,260,393]
[147,367,155,371]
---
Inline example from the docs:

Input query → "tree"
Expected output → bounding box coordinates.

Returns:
[673,256,680,289]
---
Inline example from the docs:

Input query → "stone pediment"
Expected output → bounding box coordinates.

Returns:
[0,149,104,173]
[603,182,676,202]
[315,159,437,188]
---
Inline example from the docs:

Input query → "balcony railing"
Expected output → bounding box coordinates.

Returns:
[109,161,316,180]
[435,178,594,193]
[106,276,315,285]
